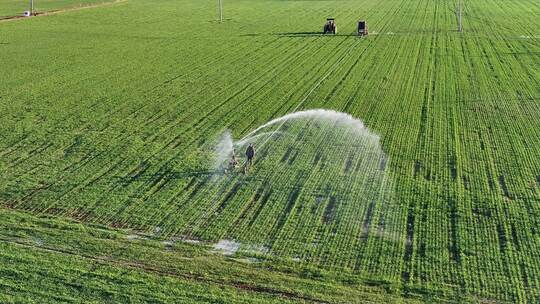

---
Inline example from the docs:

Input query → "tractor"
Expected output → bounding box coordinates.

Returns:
[358,20,368,36]
[323,18,337,34]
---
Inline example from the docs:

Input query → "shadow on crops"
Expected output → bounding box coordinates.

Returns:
[114,170,218,185]
[0,170,218,197]
[276,32,359,38]
[240,32,359,38]
[278,31,321,36]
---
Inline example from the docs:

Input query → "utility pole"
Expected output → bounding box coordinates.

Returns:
[30,0,34,15]
[458,0,462,32]
[218,0,223,22]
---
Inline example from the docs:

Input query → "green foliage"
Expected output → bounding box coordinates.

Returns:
[0,209,422,303]
[0,0,539,302]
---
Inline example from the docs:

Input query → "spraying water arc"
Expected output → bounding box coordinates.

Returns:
[202,109,397,261]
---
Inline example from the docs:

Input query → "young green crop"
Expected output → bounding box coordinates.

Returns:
[0,0,539,302]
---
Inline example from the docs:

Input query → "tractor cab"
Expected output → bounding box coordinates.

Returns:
[323,18,337,34]
[358,20,368,36]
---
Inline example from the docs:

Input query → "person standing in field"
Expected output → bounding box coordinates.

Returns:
[244,144,255,173]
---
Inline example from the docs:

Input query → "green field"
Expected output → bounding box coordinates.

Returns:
[1,0,540,302]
